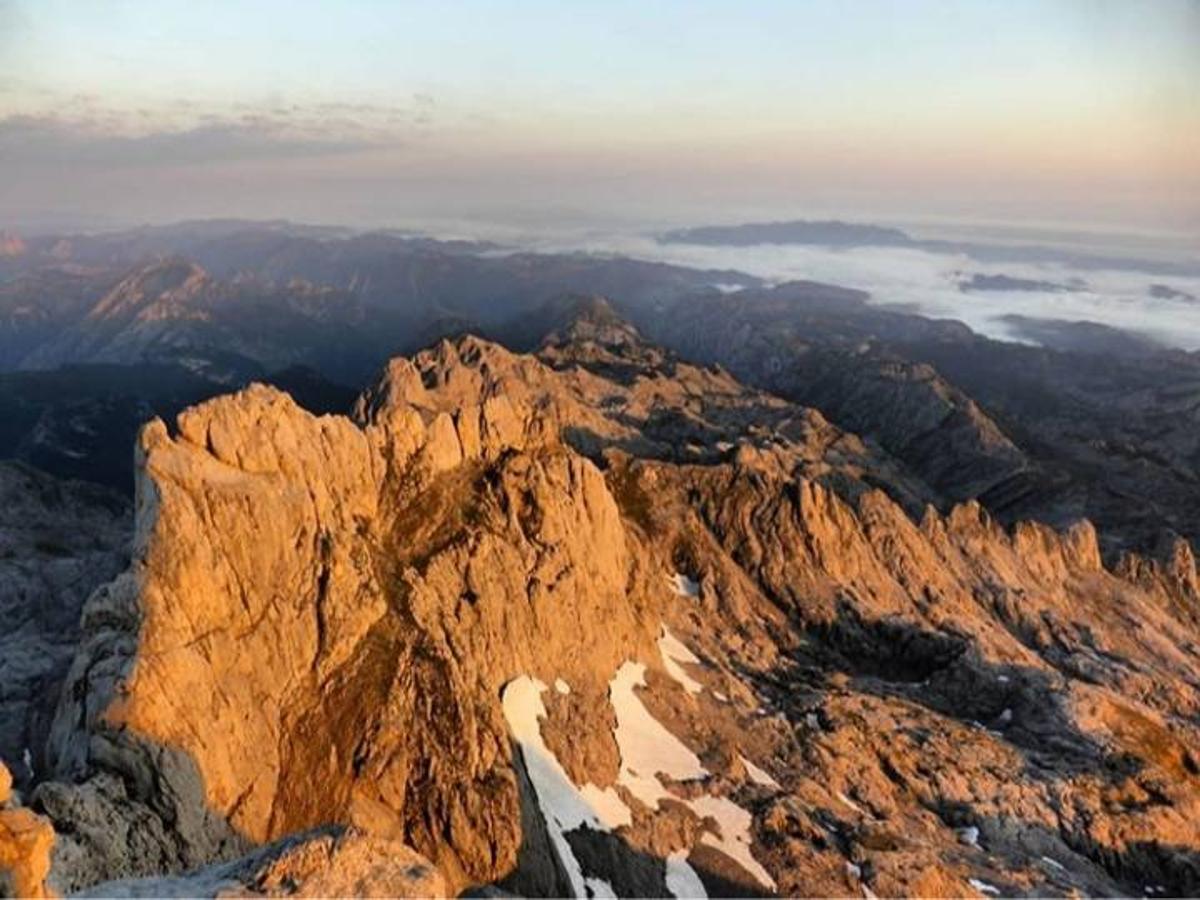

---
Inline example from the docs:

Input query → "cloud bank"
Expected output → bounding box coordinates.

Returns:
[514,229,1200,352]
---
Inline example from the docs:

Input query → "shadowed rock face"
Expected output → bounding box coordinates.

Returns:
[0,463,129,792]
[17,324,1200,897]
[75,828,446,899]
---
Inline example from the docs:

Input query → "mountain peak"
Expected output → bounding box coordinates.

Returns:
[543,294,640,345]
[87,257,211,321]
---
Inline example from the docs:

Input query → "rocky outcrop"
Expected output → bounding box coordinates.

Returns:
[0,763,55,898]
[1115,534,1199,625]
[23,330,1200,897]
[595,453,1200,896]
[632,287,1028,503]
[0,463,129,792]
[42,354,655,893]
[79,829,444,898]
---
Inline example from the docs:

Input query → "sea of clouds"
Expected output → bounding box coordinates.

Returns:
[488,224,1200,352]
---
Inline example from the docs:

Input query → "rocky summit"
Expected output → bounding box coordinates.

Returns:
[2,313,1199,898]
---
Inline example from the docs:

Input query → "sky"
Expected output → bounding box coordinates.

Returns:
[1,0,1198,236]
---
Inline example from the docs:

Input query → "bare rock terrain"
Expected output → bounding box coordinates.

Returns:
[0,464,129,793]
[3,314,1199,897]
[0,763,54,898]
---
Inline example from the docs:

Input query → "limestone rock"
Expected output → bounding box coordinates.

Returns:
[0,462,129,791]
[27,329,1200,897]
[248,830,445,898]
[79,829,444,898]
[45,362,648,893]
[0,763,55,898]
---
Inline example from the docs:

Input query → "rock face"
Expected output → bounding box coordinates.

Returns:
[0,463,129,792]
[79,828,444,899]
[22,322,1200,897]
[44,347,653,894]
[634,285,1028,503]
[0,763,55,898]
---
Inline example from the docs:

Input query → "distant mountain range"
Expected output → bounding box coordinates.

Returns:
[0,219,1197,557]
[659,218,1200,277]
[0,221,756,383]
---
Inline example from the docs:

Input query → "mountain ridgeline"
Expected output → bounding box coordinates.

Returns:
[1,222,1199,561]
[0,221,1198,897]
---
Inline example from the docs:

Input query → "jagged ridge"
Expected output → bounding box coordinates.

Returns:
[6,322,1199,897]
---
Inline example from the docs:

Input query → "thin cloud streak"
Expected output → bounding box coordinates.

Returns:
[0,92,437,167]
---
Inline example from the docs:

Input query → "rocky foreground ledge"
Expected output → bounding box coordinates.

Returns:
[2,325,1199,897]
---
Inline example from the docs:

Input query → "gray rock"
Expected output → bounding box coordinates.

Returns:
[0,462,129,789]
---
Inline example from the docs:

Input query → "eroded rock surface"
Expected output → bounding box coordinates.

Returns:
[0,463,129,792]
[22,321,1200,897]
[0,762,55,898]
[78,828,444,899]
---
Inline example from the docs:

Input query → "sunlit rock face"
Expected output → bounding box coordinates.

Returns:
[18,318,1200,897]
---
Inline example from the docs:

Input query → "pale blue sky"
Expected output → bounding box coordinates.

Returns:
[1,0,1197,232]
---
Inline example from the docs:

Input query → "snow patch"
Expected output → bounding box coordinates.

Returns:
[969,878,1001,896]
[665,850,708,899]
[608,661,775,891]
[585,877,617,898]
[836,791,864,814]
[669,572,700,598]
[502,676,632,898]
[687,795,777,891]
[1039,856,1066,871]
[958,826,980,847]
[658,627,703,695]
[610,661,707,807]
[738,754,780,789]
[711,282,746,294]
[511,662,775,896]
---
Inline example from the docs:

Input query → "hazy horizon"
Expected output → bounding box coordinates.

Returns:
[2,0,1198,237]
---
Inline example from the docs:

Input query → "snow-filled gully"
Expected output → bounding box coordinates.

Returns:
[502,623,777,899]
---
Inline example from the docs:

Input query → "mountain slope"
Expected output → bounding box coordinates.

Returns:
[629,282,1200,558]
[633,284,1028,504]
[11,326,1197,898]
[0,463,129,794]
[16,259,407,386]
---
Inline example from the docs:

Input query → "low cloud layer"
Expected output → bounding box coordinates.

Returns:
[515,229,1200,352]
